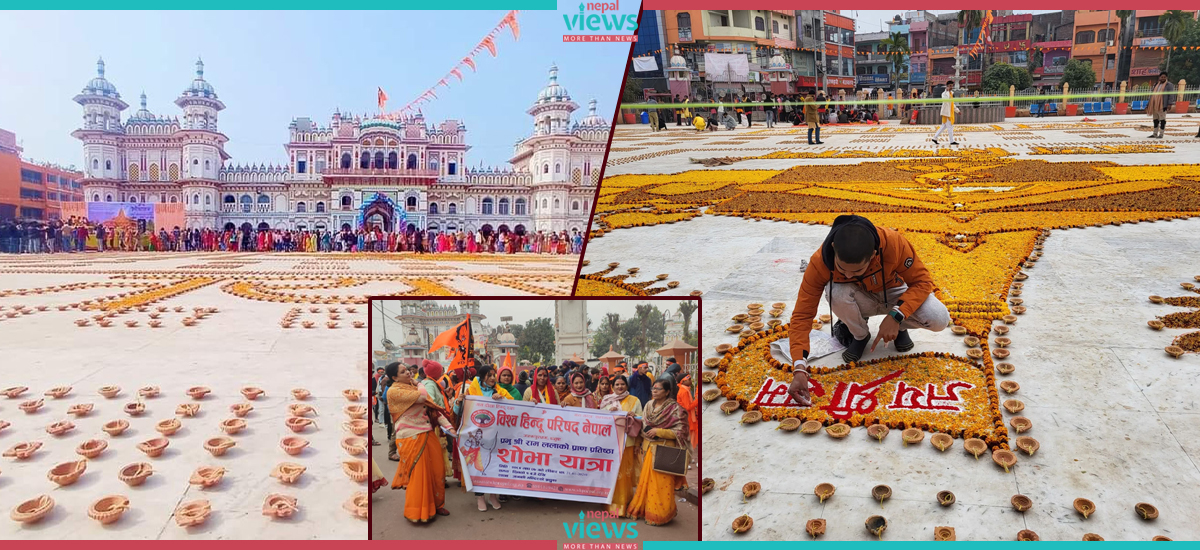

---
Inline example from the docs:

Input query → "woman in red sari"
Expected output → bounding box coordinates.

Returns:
[388,362,458,523]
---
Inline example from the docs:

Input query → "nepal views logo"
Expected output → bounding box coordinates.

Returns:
[563,1,638,42]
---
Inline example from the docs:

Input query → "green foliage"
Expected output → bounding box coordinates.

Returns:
[516,317,554,365]
[1062,59,1097,91]
[590,313,623,358]
[880,31,911,78]
[623,67,644,104]
[1163,16,1200,83]
[677,301,697,343]
[981,62,1032,93]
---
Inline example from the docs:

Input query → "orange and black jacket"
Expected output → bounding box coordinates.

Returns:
[788,215,935,361]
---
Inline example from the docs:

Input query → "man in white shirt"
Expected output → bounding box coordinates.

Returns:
[931,81,961,146]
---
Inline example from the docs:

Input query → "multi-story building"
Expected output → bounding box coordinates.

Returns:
[632,10,670,92]
[72,59,606,235]
[793,10,825,93]
[854,31,894,90]
[1072,10,1123,90]
[1031,11,1076,90]
[822,11,858,93]
[956,10,1016,89]
[0,128,85,221]
[661,10,798,99]
[393,300,486,366]
[926,13,961,91]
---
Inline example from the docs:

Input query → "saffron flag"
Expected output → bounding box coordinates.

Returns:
[463,56,477,71]
[430,315,474,373]
[481,36,497,57]
[451,68,463,81]
[502,350,514,371]
[377,87,388,110]
[504,11,520,40]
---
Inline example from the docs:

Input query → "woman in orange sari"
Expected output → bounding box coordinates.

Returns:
[388,362,457,523]
[600,375,643,517]
[627,376,689,526]
[676,375,698,457]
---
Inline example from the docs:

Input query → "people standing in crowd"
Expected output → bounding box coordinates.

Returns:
[627,376,689,526]
[387,361,456,523]
[600,374,644,517]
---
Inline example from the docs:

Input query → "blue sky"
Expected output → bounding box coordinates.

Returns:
[0,9,635,170]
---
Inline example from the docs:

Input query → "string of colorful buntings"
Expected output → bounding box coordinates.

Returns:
[377,10,520,120]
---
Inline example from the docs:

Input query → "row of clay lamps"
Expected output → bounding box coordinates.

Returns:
[5,385,368,527]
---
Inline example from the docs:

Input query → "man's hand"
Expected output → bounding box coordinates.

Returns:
[787,365,812,407]
[872,315,901,352]
[491,392,505,400]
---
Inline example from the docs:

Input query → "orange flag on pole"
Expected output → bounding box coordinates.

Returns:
[429,314,474,373]
[502,350,514,370]
[377,87,388,111]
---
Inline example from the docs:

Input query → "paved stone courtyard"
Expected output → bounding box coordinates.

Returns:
[579,114,1200,541]
[0,252,575,539]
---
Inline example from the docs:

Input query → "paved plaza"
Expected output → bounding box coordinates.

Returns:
[0,251,574,539]
[579,114,1200,540]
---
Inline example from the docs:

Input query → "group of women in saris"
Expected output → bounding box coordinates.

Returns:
[386,360,691,526]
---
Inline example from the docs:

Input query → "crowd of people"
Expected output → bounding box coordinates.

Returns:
[371,356,698,526]
[644,92,885,142]
[0,217,583,255]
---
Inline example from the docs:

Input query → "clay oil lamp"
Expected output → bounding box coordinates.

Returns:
[995,325,1010,335]
[285,417,317,433]
[992,348,1011,359]
[240,387,266,401]
[800,420,823,434]
[728,511,755,536]
[871,484,892,507]
[1017,530,1040,541]
[97,320,113,327]
[76,439,109,459]
[148,320,162,328]
[996,362,1016,375]
[777,418,802,432]
[173,306,184,313]
[47,459,88,486]
[156,418,182,436]
[88,495,130,525]
[1166,346,1185,358]
[865,515,888,539]
[703,358,720,368]
[800,518,825,539]
[352,321,365,329]
[1183,282,1196,291]
[1000,380,1020,394]
[19,399,45,413]
[963,438,988,459]
[344,405,368,419]
[1148,320,1165,331]
[1074,498,1096,519]
[262,494,299,519]
[1003,314,1018,325]
[231,403,254,417]
[68,403,94,417]
[287,403,316,417]
[291,388,311,401]
[767,320,782,329]
[341,436,367,456]
[3,441,43,459]
[825,423,851,439]
[1003,399,1025,413]
[810,320,822,331]
[1136,503,1159,520]
[344,419,368,435]
[1011,494,1032,512]
[738,411,762,424]
[1011,306,1027,315]
[3,386,29,398]
[749,322,765,332]
[700,478,715,495]
[901,428,924,446]
[937,490,956,507]
[963,336,980,347]
[124,320,139,328]
[343,492,368,519]
[326,321,339,329]
[175,500,212,528]
[1149,295,1164,304]
[951,325,968,336]
[44,386,72,399]
[742,481,761,502]
[930,433,954,452]
[98,385,121,398]
[966,349,984,360]
[203,436,236,457]
[747,302,764,311]
[346,307,358,313]
[1082,533,1104,541]
[186,386,211,399]
[1015,272,1028,281]
[118,463,154,487]
[189,466,226,488]
[702,372,716,384]
[1015,436,1040,456]
[10,495,54,524]
[994,337,1012,348]
[993,449,1018,473]
[769,309,783,318]
[220,418,247,435]
[719,401,741,415]
[1010,417,1033,433]
[148,313,161,319]
[176,403,200,417]
[46,420,75,436]
[103,419,130,436]
[137,437,170,458]
[934,526,956,541]
[0,420,7,433]
[715,344,732,354]
[726,324,744,334]
[74,319,91,327]
[301,321,315,329]
[271,462,307,484]
[866,424,889,442]
[280,436,310,456]
[1154,536,1174,541]
[124,402,145,416]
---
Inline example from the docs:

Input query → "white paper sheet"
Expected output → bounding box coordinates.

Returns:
[769,330,846,365]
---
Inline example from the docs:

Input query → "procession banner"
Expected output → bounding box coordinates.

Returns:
[458,395,627,504]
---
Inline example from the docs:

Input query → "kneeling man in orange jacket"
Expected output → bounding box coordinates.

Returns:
[787,215,951,406]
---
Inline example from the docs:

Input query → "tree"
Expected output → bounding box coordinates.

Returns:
[677,301,697,343]
[1062,59,1097,92]
[879,31,911,90]
[515,317,554,366]
[982,62,1032,93]
[623,67,644,104]
[1161,10,1196,74]
[617,306,666,362]
[590,313,623,358]
[1163,17,1200,84]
